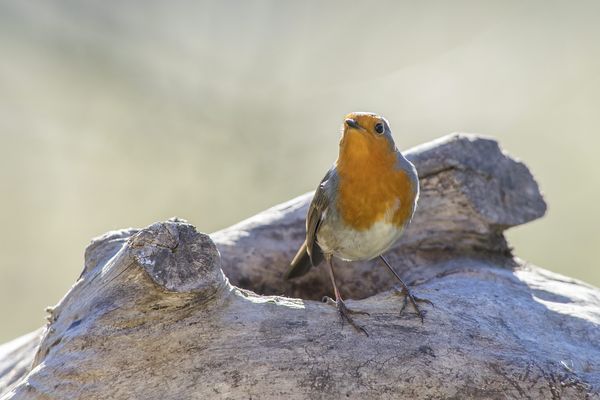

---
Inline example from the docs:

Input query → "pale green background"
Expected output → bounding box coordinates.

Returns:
[1,1,599,343]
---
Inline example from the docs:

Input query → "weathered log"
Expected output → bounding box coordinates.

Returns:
[1,134,598,399]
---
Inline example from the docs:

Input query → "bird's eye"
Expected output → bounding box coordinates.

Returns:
[374,123,384,134]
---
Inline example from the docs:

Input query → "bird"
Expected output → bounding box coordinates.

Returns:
[285,112,431,334]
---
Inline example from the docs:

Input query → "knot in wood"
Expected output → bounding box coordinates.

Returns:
[128,220,225,294]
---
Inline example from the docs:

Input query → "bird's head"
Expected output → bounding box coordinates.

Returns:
[339,112,396,158]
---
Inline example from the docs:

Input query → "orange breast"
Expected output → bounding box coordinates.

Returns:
[336,133,415,231]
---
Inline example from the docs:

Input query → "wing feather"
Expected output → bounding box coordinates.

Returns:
[285,167,333,279]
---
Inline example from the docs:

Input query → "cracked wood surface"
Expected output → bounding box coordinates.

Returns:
[1,134,598,400]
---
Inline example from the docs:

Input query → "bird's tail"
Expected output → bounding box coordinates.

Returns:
[285,240,322,280]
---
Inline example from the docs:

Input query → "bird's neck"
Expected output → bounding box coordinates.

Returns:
[336,132,396,176]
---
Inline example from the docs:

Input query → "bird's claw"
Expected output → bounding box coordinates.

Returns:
[394,287,433,323]
[322,296,370,336]
[322,296,337,307]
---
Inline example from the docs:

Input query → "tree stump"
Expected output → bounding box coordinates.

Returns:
[1,134,598,399]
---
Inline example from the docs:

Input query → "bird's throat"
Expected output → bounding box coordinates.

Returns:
[336,133,414,231]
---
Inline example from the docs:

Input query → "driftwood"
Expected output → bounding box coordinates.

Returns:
[1,134,599,399]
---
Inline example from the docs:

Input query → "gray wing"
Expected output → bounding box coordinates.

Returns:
[285,167,334,279]
[305,167,333,263]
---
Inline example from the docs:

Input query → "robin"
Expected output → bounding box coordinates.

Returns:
[285,112,431,334]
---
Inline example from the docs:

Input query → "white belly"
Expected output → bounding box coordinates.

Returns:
[316,219,404,262]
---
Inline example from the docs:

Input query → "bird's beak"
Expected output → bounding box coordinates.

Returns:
[345,118,361,129]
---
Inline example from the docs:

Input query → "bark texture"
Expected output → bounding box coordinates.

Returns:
[1,134,598,400]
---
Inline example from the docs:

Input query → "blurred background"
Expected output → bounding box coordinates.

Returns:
[1,0,599,342]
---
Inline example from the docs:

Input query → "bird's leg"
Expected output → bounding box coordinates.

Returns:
[323,255,369,336]
[379,255,433,323]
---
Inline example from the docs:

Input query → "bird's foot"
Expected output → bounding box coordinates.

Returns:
[393,286,434,323]
[322,296,369,336]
